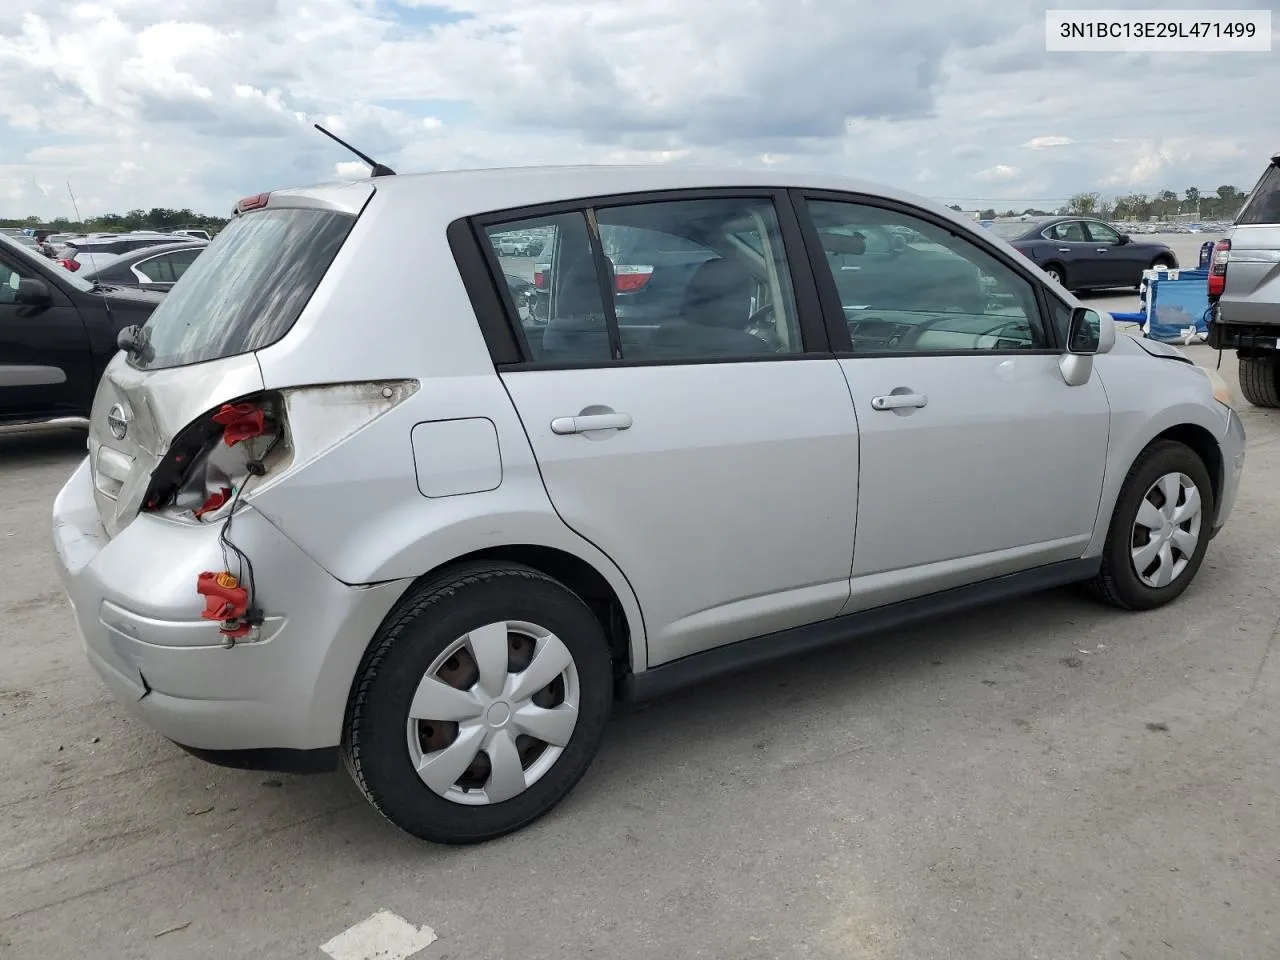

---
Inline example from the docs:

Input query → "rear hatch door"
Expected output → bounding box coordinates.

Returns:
[86,183,372,537]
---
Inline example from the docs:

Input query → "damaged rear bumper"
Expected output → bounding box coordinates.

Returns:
[51,456,411,755]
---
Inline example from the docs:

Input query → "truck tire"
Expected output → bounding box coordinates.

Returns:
[1238,356,1280,408]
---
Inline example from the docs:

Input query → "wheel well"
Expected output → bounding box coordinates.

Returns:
[1151,254,1175,266]
[1152,423,1223,508]
[432,545,633,678]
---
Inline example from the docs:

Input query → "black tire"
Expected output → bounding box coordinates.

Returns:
[1085,440,1214,611]
[1044,263,1067,288]
[1238,356,1280,408]
[343,562,613,844]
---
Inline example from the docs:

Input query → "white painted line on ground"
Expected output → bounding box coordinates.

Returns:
[319,909,438,960]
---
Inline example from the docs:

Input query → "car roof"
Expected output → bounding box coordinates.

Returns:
[269,164,973,226]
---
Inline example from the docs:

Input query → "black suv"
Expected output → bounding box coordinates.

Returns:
[1,233,164,432]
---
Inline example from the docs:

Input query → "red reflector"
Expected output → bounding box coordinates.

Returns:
[614,265,653,293]
[533,264,550,289]
[237,192,270,212]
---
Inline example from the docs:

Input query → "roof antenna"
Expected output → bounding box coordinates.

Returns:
[313,123,396,177]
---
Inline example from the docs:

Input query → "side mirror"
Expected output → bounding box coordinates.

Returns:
[1060,307,1102,386]
[1117,233,1131,245]
[16,278,51,305]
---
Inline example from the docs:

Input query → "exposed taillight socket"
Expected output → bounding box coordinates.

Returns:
[141,393,281,512]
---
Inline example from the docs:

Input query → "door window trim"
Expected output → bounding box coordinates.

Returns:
[790,188,1064,357]
[449,187,833,371]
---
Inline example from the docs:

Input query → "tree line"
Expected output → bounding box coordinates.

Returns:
[953,185,1252,223]
[0,207,228,235]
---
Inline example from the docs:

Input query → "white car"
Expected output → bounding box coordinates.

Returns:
[51,166,1245,844]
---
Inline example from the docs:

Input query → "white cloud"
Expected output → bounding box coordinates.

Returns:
[0,0,1277,217]
[974,164,1021,182]
[1024,136,1075,149]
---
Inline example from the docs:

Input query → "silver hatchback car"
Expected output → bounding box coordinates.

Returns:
[52,166,1245,844]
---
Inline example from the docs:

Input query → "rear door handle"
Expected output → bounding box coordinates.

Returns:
[550,412,633,435]
[1058,247,1071,253]
[1096,248,1109,253]
[871,393,927,411]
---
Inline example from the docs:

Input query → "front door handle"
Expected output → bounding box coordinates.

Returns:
[871,393,927,411]
[1096,247,1109,253]
[550,412,633,435]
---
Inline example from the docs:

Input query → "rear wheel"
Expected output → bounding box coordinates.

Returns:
[1238,355,1280,408]
[343,562,614,844]
[1086,441,1214,611]
[1044,263,1066,287]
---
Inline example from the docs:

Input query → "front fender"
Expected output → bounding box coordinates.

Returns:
[1086,342,1231,556]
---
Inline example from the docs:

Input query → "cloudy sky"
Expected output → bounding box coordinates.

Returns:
[1,0,1277,218]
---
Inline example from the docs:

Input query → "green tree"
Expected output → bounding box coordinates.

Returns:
[1067,192,1100,215]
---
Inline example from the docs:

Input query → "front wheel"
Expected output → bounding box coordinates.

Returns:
[1086,441,1214,611]
[343,562,614,844]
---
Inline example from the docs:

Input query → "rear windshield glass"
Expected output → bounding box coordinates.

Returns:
[1235,163,1280,226]
[131,207,354,370]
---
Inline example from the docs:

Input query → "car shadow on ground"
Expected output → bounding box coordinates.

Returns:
[208,579,1133,865]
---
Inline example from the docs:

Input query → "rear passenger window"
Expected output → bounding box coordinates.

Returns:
[481,197,804,364]
[595,198,803,360]
[1236,164,1280,225]
[485,214,612,363]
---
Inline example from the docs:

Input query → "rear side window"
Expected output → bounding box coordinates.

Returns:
[1236,163,1280,225]
[481,196,804,364]
[132,208,354,370]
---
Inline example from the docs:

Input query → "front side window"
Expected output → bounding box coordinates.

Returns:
[805,198,1049,353]
[0,256,31,305]
[482,196,805,363]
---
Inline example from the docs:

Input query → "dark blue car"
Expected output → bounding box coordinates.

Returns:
[988,216,1178,292]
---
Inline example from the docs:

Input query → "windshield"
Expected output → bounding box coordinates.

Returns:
[131,207,355,371]
[0,232,96,292]
[986,220,1041,241]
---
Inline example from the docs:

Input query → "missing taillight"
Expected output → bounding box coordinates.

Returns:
[141,393,284,514]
